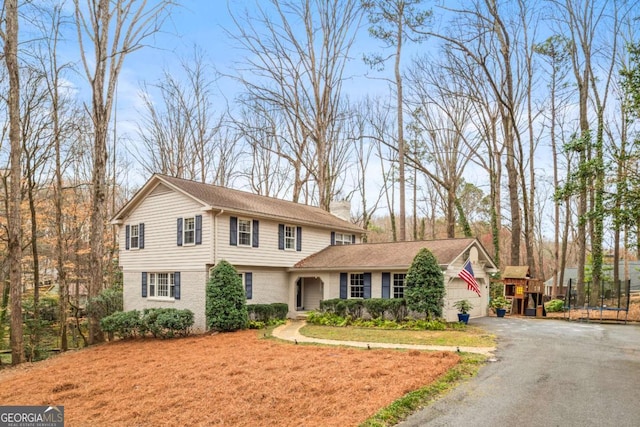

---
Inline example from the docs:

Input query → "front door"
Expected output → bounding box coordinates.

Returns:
[296,278,303,310]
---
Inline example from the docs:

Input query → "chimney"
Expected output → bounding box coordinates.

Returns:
[330,200,351,221]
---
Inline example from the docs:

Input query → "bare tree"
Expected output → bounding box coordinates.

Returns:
[134,49,238,185]
[362,0,431,241]
[1,0,24,365]
[74,0,174,344]
[405,55,479,238]
[229,0,362,210]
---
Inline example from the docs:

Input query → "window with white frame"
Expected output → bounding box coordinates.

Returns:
[350,273,364,298]
[334,233,353,245]
[130,224,139,249]
[238,219,252,247]
[183,217,195,245]
[149,273,175,299]
[284,225,296,250]
[393,273,406,299]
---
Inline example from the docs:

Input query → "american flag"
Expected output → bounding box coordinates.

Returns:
[459,259,481,297]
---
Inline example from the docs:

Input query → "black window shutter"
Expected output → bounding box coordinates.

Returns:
[195,215,202,245]
[230,216,238,246]
[174,272,181,300]
[139,223,145,249]
[364,272,372,299]
[125,225,130,250]
[331,231,335,245]
[296,226,302,252]
[177,218,183,246]
[382,272,390,299]
[141,272,147,298]
[252,220,259,248]
[245,272,253,299]
[278,224,285,250]
[351,234,356,244]
[340,273,348,299]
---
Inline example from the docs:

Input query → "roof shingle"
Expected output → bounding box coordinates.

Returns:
[294,238,480,269]
[117,174,362,233]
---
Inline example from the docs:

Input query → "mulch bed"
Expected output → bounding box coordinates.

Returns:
[0,330,459,426]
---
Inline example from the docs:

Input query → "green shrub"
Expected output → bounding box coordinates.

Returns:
[271,303,289,320]
[406,248,445,319]
[306,311,351,326]
[388,299,407,322]
[86,285,123,321]
[247,304,274,322]
[363,299,388,320]
[206,260,249,331]
[545,299,565,313]
[345,299,364,318]
[138,308,194,339]
[100,310,141,340]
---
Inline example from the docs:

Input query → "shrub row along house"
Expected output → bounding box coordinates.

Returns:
[111,174,498,331]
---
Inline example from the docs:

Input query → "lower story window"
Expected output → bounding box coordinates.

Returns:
[393,273,406,299]
[149,273,175,298]
[350,273,364,298]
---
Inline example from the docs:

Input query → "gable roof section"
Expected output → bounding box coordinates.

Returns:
[502,266,531,279]
[293,238,497,271]
[112,174,362,233]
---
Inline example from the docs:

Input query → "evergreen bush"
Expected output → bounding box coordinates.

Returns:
[206,260,248,331]
[405,248,445,319]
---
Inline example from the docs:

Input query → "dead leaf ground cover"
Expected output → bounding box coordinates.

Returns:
[0,330,459,426]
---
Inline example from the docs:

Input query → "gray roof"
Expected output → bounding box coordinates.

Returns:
[545,264,640,291]
[112,174,363,233]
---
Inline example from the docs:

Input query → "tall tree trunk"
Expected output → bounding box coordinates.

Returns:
[395,17,406,241]
[4,0,25,365]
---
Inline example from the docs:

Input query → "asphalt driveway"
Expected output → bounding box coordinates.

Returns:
[400,317,640,427]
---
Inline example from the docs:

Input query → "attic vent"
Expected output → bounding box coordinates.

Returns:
[149,184,172,197]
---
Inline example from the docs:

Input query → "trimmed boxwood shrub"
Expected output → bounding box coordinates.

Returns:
[100,310,141,340]
[320,298,408,321]
[406,248,445,319]
[144,308,194,338]
[100,308,194,340]
[271,303,288,320]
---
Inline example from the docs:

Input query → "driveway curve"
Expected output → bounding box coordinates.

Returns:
[399,317,640,427]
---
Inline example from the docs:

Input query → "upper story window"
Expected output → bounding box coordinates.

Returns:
[130,224,140,249]
[238,219,252,247]
[126,223,144,250]
[331,231,354,246]
[335,233,352,245]
[184,217,195,245]
[177,215,202,246]
[230,217,259,248]
[284,225,296,250]
[278,223,301,251]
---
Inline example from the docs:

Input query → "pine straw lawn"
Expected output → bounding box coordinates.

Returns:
[0,330,459,426]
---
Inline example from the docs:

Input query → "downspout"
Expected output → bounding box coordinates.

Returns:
[213,209,224,265]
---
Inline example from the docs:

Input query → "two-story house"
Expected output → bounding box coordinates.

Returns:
[112,174,498,331]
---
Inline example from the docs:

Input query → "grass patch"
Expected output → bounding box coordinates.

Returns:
[360,353,486,427]
[300,324,495,347]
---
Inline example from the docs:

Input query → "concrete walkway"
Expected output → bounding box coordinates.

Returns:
[271,320,495,356]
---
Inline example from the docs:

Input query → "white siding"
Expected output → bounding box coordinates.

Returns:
[218,215,334,267]
[119,184,211,271]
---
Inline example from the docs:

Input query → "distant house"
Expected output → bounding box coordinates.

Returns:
[111,174,498,331]
[544,264,640,297]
